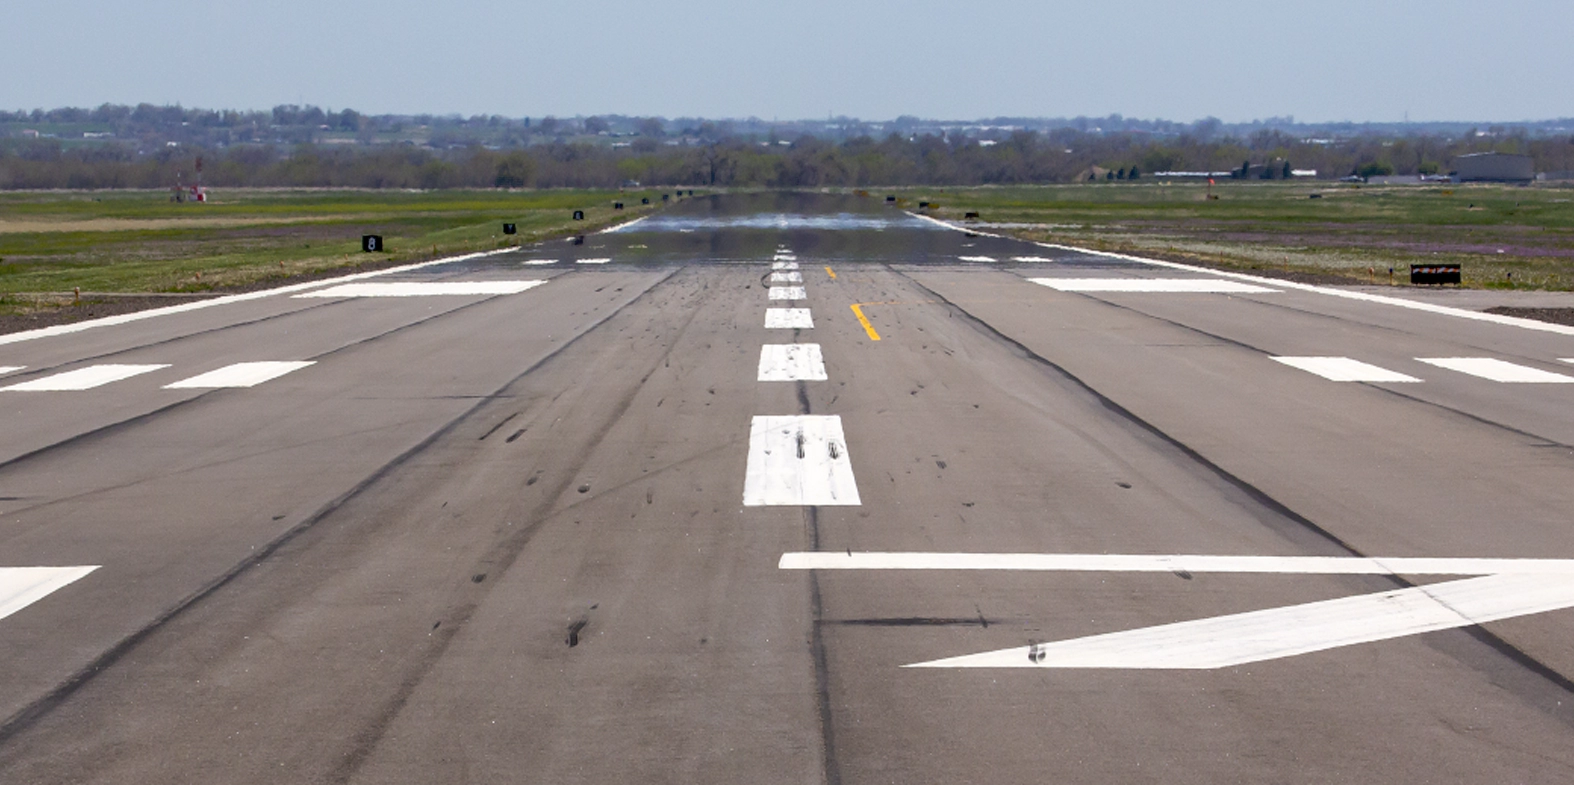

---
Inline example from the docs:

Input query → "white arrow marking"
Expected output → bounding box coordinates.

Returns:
[777,552,1574,669]
[907,574,1574,669]
[1,566,98,623]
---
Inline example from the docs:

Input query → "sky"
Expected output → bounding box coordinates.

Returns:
[4,0,1570,123]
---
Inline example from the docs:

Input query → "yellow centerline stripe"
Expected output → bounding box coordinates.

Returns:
[850,303,881,341]
[825,266,837,279]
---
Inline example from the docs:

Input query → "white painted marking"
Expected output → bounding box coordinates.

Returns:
[771,272,804,283]
[1418,357,1574,383]
[772,261,800,270]
[907,574,1574,669]
[576,258,612,265]
[769,286,808,301]
[599,214,650,233]
[1011,256,1054,262]
[1271,356,1422,383]
[776,552,1574,575]
[295,281,546,298]
[914,212,1574,338]
[163,361,315,389]
[958,255,997,262]
[523,259,558,266]
[0,566,98,623]
[743,415,861,506]
[757,344,828,381]
[1030,277,1278,293]
[765,308,814,329]
[0,366,23,376]
[2,364,169,391]
[773,254,797,261]
[0,248,517,347]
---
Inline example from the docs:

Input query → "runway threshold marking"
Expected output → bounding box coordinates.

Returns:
[1,566,98,623]
[1418,357,1574,383]
[1,364,170,391]
[164,361,315,389]
[743,415,861,506]
[1029,277,1278,294]
[765,308,814,329]
[757,344,829,381]
[850,304,881,341]
[1271,356,1422,383]
[779,552,1574,669]
[295,281,546,298]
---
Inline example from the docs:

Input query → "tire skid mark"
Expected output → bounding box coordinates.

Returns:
[328,267,705,782]
[893,267,1574,711]
[0,267,682,749]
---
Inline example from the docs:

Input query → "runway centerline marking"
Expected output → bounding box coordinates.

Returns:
[2,364,170,391]
[779,552,1574,669]
[164,361,316,389]
[575,258,612,265]
[1418,357,1574,383]
[523,259,558,266]
[772,261,800,270]
[294,281,547,298]
[743,415,861,506]
[1011,256,1054,262]
[757,344,828,381]
[1,566,99,623]
[1030,277,1279,294]
[770,272,804,283]
[1271,356,1422,383]
[769,286,808,301]
[765,308,814,329]
[959,255,997,262]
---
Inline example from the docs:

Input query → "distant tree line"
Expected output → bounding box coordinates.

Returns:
[3,118,1573,190]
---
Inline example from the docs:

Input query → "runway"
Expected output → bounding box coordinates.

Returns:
[2,192,1572,783]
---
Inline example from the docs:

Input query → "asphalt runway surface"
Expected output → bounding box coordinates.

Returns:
[2,192,1574,783]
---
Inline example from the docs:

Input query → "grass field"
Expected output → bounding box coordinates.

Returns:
[0,188,669,315]
[903,182,1574,289]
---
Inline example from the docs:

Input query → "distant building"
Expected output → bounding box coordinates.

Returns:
[1452,152,1534,182]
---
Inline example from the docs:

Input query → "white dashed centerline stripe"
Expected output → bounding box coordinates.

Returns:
[523,259,558,266]
[772,261,800,270]
[757,344,828,381]
[164,361,316,389]
[770,272,804,283]
[743,415,861,506]
[1,566,99,623]
[1031,278,1278,294]
[295,281,547,298]
[769,286,807,301]
[576,258,612,265]
[765,308,814,329]
[2,364,169,391]
[1011,256,1053,262]
[1418,357,1574,383]
[958,256,997,262]
[1271,356,1422,383]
